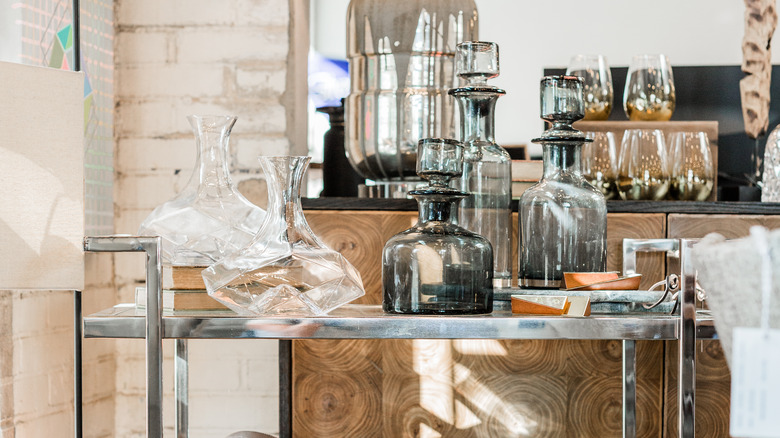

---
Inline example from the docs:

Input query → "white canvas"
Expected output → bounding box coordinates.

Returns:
[0,61,84,290]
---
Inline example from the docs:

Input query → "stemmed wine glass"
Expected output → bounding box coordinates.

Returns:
[617,129,670,200]
[667,131,714,201]
[566,55,613,120]
[623,55,676,121]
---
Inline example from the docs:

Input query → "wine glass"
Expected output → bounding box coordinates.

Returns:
[583,131,619,199]
[566,55,613,120]
[667,131,714,201]
[623,55,676,121]
[617,129,670,200]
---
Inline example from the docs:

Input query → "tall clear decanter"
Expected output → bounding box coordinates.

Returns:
[450,41,512,288]
[518,76,607,288]
[383,138,493,314]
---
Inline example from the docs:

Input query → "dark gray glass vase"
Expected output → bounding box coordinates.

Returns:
[383,138,494,314]
[518,76,607,289]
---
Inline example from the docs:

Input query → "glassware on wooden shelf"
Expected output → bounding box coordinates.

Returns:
[616,129,671,200]
[202,156,365,316]
[137,115,266,267]
[450,41,512,288]
[667,131,714,201]
[582,131,619,200]
[566,54,613,120]
[623,54,676,121]
[518,76,607,289]
[383,138,494,314]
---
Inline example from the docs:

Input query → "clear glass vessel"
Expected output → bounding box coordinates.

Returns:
[566,54,613,120]
[450,41,512,288]
[582,131,618,199]
[763,125,780,202]
[383,138,493,314]
[137,115,266,266]
[518,76,607,289]
[617,129,671,200]
[623,54,675,121]
[667,131,714,201]
[202,156,365,316]
[345,0,478,181]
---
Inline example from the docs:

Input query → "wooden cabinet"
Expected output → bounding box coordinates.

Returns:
[296,211,667,437]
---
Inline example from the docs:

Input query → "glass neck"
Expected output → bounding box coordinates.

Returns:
[189,116,237,196]
[455,91,500,146]
[542,143,582,177]
[261,156,310,240]
[416,196,457,224]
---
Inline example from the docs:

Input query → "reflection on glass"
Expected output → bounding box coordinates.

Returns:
[617,129,670,200]
[623,54,675,121]
[582,131,619,199]
[566,55,613,120]
[667,131,714,201]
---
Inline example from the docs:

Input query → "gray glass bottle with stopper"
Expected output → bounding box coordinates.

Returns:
[518,76,607,289]
[449,41,512,288]
[383,138,494,314]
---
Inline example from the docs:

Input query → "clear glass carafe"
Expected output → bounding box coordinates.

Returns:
[383,138,493,314]
[202,156,365,316]
[137,115,266,266]
[450,41,512,288]
[518,77,607,289]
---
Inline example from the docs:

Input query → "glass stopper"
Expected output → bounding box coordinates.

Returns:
[540,75,585,124]
[456,41,499,85]
[416,138,463,188]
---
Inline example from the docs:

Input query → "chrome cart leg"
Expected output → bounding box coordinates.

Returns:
[622,339,636,438]
[678,240,697,438]
[84,236,163,437]
[74,290,82,438]
[175,339,189,438]
[279,340,292,438]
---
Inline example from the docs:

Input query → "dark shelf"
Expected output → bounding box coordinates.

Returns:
[303,197,780,215]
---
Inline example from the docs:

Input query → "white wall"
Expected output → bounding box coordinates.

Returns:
[312,0,768,155]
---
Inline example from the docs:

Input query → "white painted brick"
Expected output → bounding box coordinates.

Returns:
[118,0,237,27]
[84,252,115,289]
[11,293,49,336]
[177,28,288,64]
[13,374,47,417]
[236,66,287,97]
[47,368,73,408]
[115,357,146,394]
[230,103,288,135]
[83,395,115,437]
[113,393,146,436]
[235,0,290,26]
[116,100,181,138]
[234,137,290,169]
[113,254,146,287]
[118,64,225,99]
[14,332,72,374]
[115,173,181,210]
[115,32,169,65]
[82,358,116,403]
[243,358,279,395]
[118,138,197,173]
[188,394,278,433]
[45,291,74,330]
[13,410,73,437]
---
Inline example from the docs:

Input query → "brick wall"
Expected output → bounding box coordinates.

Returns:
[113,0,307,436]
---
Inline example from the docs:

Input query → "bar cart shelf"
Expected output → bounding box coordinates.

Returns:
[81,236,711,438]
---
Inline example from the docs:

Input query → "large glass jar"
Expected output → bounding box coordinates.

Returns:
[450,41,512,288]
[518,77,607,288]
[345,0,478,181]
[383,138,493,314]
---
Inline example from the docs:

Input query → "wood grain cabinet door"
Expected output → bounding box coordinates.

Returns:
[295,210,668,437]
[664,214,780,437]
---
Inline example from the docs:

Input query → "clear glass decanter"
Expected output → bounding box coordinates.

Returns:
[137,115,266,266]
[383,138,493,314]
[449,41,512,288]
[518,76,607,288]
[202,156,366,316]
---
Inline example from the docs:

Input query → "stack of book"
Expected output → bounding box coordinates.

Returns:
[135,265,228,312]
[511,160,543,199]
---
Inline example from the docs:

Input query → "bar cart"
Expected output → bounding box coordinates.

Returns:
[80,236,714,438]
